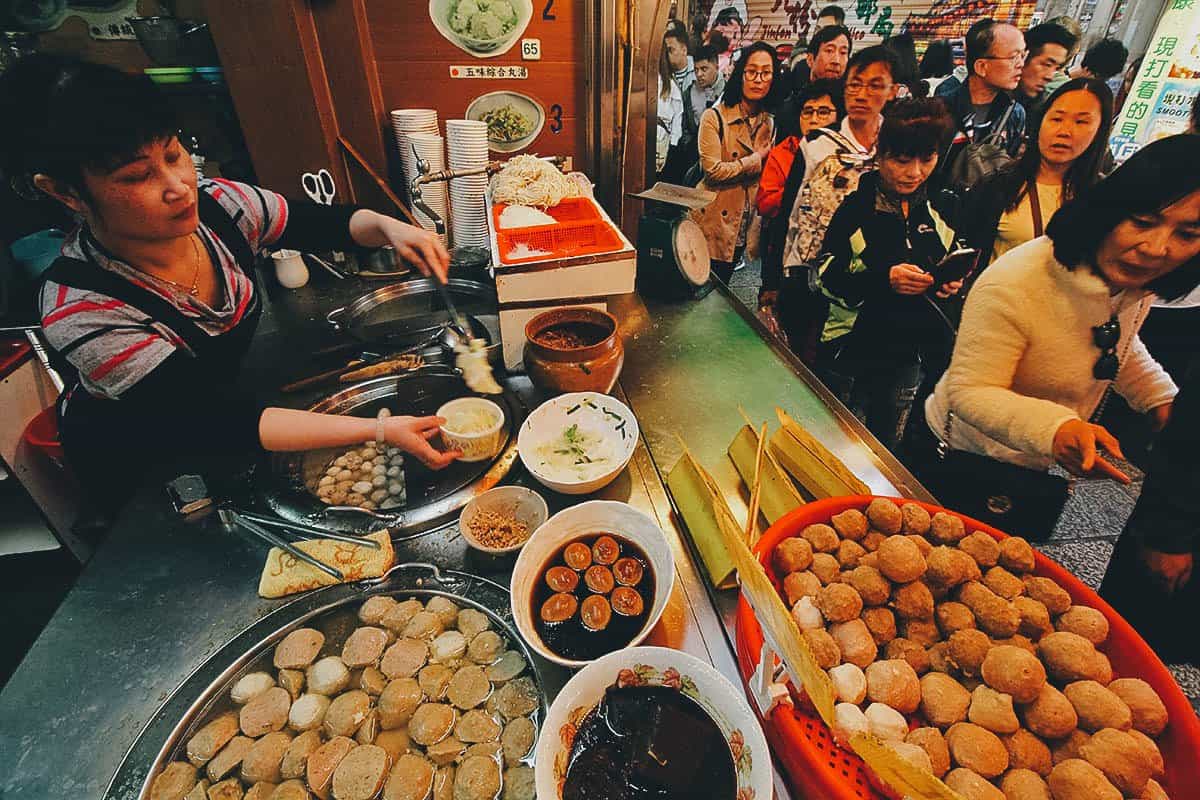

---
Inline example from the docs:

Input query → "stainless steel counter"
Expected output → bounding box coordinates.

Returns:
[0,278,926,800]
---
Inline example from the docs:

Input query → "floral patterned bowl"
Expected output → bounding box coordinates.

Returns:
[534,646,772,800]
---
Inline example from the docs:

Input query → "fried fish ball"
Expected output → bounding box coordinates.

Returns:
[947,722,1009,778]
[830,663,868,704]
[1047,759,1122,800]
[848,565,891,606]
[1055,607,1109,646]
[863,607,898,646]
[783,570,823,606]
[903,618,941,648]
[775,537,814,574]
[1003,728,1052,776]
[892,581,935,620]
[984,567,1026,601]
[1107,678,1168,736]
[1021,684,1078,739]
[801,523,840,553]
[1079,727,1155,796]
[969,685,1020,734]
[884,637,930,675]
[861,531,887,552]
[563,542,592,571]
[981,645,1047,704]
[810,553,841,584]
[611,586,644,617]
[591,535,619,565]
[1063,681,1132,732]
[960,582,1021,639]
[900,503,932,535]
[878,535,928,583]
[539,593,578,624]
[930,512,967,544]
[580,595,612,631]
[937,601,977,636]
[999,537,1037,574]
[928,641,953,674]
[928,546,983,590]
[921,672,972,727]
[1142,778,1170,800]
[866,659,921,713]
[544,566,579,593]
[830,618,877,668]
[999,768,1051,800]
[831,508,869,541]
[948,629,993,678]
[836,539,868,568]
[960,532,1001,569]
[817,582,863,623]
[1023,577,1072,616]
[802,627,842,669]
[584,565,615,594]
[791,595,824,631]
[907,727,951,777]
[865,702,909,742]
[1051,730,1091,765]
[867,498,904,535]
[908,534,934,558]
[612,557,643,586]
[946,768,1006,800]
[1014,597,1054,641]
[1038,632,1113,684]
[1125,729,1164,779]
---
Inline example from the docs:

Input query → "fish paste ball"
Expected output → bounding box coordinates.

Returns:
[150,762,197,800]
[275,628,325,670]
[468,631,504,664]
[1055,607,1109,646]
[1023,577,1072,616]
[960,532,1001,568]
[801,628,842,669]
[231,673,277,706]
[288,693,330,732]
[878,535,927,583]
[903,618,941,648]
[409,703,456,746]
[381,638,428,679]
[836,538,868,568]
[830,663,868,704]
[863,607,897,646]
[1079,727,1155,796]
[930,512,967,544]
[240,687,291,737]
[865,702,908,742]
[308,657,351,696]
[1047,759,1122,800]
[947,722,1009,778]
[928,641,953,674]
[901,503,932,535]
[866,659,921,713]
[907,534,934,558]
[1021,683,1077,740]
[969,685,1020,734]
[775,537,814,574]
[430,630,468,663]
[802,523,840,553]
[817,582,863,623]
[342,626,389,668]
[384,753,434,800]
[867,498,904,534]
[830,619,877,668]
[454,755,500,800]
[501,717,536,766]
[783,570,823,606]
[324,690,370,738]
[420,664,454,701]
[1142,779,1169,800]
[892,581,935,620]
[946,768,1006,800]
[833,702,870,747]
[790,596,824,631]
[1106,679,1168,736]
[999,537,1037,574]
[981,645,1047,704]
[1051,730,1091,766]
[960,582,1021,639]
[1125,729,1164,778]
[984,567,1026,601]
[861,531,887,552]
[1038,632,1112,684]
[1014,597,1054,640]
[999,768,1051,800]
[485,651,526,684]
[848,565,891,606]
[503,765,535,800]
[937,601,977,636]
[1063,681,1132,732]
[1004,728,1052,776]
[810,553,841,584]
[948,629,993,678]
[928,546,982,590]
[907,727,951,777]
[378,677,421,730]
[831,508,869,541]
[920,672,972,727]
[359,596,399,626]
[884,637,929,675]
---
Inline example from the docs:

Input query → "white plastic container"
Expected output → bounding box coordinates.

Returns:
[271,249,309,289]
[436,397,505,462]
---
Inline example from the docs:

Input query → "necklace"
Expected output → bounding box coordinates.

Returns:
[154,234,202,297]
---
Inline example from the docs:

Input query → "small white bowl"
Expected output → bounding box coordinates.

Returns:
[510,500,674,668]
[458,485,548,554]
[534,646,773,800]
[517,392,638,495]
[437,397,505,463]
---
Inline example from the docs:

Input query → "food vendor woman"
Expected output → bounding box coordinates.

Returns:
[0,55,461,515]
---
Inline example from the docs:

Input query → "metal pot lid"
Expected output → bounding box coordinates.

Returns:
[258,367,524,536]
[326,277,498,345]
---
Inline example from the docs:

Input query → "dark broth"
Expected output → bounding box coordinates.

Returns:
[563,684,737,800]
[532,534,654,661]
[533,321,610,349]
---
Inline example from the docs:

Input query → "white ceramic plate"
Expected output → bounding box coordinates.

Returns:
[517,392,637,495]
[534,646,773,800]
[428,0,533,58]
[465,90,546,153]
[510,500,674,668]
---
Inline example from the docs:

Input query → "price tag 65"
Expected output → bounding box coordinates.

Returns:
[521,38,542,60]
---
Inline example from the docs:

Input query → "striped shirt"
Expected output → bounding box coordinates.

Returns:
[40,179,289,400]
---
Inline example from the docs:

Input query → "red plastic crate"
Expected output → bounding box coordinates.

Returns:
[735,496,1200,800]
[492,197,622,265]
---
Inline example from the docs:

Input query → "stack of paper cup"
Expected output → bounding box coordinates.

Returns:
[446,119,491,249]
[389,109,447,241]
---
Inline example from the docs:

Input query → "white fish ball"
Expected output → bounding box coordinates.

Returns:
[829,663,867,704]
[790,596,824,631]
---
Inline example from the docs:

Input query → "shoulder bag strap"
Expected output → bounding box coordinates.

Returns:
[1028,180,1045,238]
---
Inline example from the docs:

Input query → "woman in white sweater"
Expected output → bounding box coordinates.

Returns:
[909,134,1200,534]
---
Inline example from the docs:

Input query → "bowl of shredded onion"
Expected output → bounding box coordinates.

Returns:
[437,396,506,462]
[517,392,638,495]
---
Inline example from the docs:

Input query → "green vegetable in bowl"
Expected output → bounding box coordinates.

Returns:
[449,0,517,41]
[482,103,532,142]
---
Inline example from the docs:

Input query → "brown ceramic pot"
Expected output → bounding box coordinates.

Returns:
[523,308,624,394]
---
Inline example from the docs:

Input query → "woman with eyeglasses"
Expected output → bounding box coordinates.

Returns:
[756,78,843,341]
[907,134,1200,537]
[689,41,779,284]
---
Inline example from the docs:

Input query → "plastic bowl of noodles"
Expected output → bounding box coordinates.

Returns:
[429,0,533,56]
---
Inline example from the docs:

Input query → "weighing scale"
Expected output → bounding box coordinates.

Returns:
[630,182,716,301]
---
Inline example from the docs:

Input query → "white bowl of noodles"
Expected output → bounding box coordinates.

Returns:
[517,392,638,495]
[466,90,545,152]
[429,0,533,57]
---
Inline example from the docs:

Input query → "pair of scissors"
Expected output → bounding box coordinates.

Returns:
[302,169,335,205]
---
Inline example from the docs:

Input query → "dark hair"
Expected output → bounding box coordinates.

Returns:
[1024,23,1077,61]
[0,54,177,196]
[1048,134,1200,300]
[845,44,900,82]
[817,4,846,24]
[714,7,744,27]
[920,40,954,79]
[722,41,783,107]
[965,18,998,74]
[883,33,919,88]
[808,24,851,56]
[796,77,846,119]
[665,21,689,50]
[1003,78,1113,213]
[693,44,720,65]
[877,97,954,158]
[1081,38,1129,81]
[706,29,731,54]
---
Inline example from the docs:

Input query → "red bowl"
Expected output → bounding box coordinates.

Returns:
[735,495,1200,800]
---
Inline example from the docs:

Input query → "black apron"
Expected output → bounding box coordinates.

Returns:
[40,193,263,513]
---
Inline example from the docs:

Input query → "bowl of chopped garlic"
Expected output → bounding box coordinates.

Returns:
[459,485,548,554]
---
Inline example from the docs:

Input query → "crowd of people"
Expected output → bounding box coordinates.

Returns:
[656,8,1200,653]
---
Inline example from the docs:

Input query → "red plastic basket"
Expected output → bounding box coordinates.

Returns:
[493,197,623,265]
[23,405,65,463]
[735,496,1200,800]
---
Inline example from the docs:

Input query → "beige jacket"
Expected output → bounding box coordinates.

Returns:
[689,101,775,263]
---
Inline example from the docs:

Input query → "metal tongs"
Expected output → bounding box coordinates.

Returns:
[218,507,381,581]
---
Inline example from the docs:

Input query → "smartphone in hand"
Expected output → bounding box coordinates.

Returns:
[928,248,980,286]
